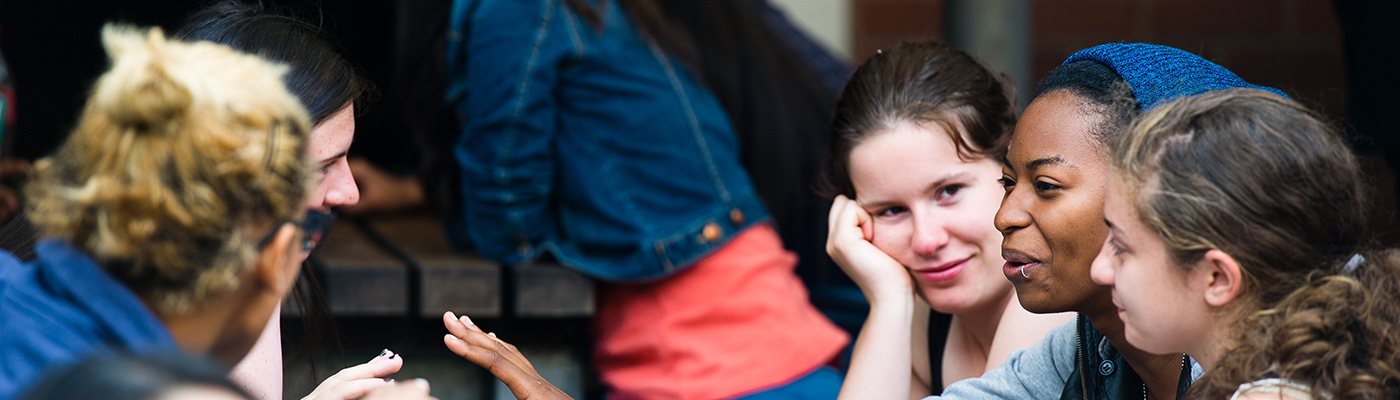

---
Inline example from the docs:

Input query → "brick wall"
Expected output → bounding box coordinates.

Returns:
[852,0,1347,121]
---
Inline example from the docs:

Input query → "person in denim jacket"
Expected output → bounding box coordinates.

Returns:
[446,0,848,399]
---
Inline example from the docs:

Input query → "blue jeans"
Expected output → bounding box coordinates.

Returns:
[731,367,842,400]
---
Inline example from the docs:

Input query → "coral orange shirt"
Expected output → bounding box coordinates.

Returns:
[593,224,849,400]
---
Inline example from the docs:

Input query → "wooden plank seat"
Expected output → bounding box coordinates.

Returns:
[289,213,594,318]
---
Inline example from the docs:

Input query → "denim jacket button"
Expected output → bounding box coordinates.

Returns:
[701,222,722,243]
[729,209,745,226]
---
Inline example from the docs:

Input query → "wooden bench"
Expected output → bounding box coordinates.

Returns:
[288,213,595,319]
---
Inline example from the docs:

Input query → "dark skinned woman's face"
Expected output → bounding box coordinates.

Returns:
[994,90,1115,316]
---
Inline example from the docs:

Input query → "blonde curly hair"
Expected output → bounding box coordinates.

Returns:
[25,25,311,315]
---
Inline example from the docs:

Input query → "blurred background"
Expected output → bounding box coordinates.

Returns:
[1,1,1395,399]
[1,0,1390,232]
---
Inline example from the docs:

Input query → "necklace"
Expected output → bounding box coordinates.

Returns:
[1142,353,1189,400]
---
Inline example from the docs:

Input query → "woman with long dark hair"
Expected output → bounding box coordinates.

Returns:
[824,40,1072,398]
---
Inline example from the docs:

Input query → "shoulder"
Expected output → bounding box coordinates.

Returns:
[1230,378,1315,400]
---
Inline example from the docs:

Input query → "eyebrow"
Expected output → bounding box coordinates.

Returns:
[1103,218,1127,241]
[1026,156,1070,171]
[858,170,977,210]
[318,151,348,165]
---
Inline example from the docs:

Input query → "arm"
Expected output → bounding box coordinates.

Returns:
[449,0,569,264]
[909,298,933,399]
[827,195,919,400]
[984,294,1077,372]
[929,319,1078,399]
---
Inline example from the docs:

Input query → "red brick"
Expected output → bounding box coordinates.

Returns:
[1033,0,1136,39]
[1294,0,1341,34]
[1225,49,1347,119]
[1148,0,1285,36]
[854,0,945,37]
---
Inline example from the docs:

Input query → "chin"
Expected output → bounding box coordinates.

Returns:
[1011,286,1063,314]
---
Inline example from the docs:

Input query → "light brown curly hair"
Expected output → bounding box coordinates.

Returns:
[25,25,311,315]
[1113,88,1400,399]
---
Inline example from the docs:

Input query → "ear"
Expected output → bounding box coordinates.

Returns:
[253,223,299,296]
[1194,249,1243,307]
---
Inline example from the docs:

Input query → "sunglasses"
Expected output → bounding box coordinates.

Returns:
[256,208,337,253]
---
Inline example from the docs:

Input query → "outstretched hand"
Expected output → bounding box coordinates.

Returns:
[301,349,406,400]
[441,311,573,400]
[827,194,913,304]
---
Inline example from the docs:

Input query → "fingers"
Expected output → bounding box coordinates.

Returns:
[858,207,874,241]
[443,311,534,370]
[313,377,394,400]
[827,194,847,234]
[361,379,436,400]
[319,349,404,388]
[444,333,564,400]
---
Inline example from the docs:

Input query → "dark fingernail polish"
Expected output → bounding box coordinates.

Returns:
[389,353,398,360]
[378,349,389,358]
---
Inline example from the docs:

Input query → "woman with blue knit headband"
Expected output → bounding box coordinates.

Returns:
[907,43,1287,399]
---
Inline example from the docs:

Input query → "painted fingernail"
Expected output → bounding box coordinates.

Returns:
[378,349,390,358]
[389,353,398,360]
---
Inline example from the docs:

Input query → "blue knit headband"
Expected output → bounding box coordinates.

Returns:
[1061,43,1288,111]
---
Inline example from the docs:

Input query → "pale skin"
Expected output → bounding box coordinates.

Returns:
[1089,177,1279,398]
[829,122,1071,400]
[160,216,433,400]
[232,105,406,400]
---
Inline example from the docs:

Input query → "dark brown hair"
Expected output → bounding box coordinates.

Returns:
[826,40,1016,198]
[174,0,373,126]
[1113,88,1400,399]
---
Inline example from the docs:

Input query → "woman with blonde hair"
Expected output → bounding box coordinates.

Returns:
[0,26,428,400]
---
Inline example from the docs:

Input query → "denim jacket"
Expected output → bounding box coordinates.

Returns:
[446,0,769,281]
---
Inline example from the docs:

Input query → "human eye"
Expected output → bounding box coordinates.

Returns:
[1032,180,1061,193]
[873,206,908,220]
[935,184,963,203]
[318,160,335,174]
[997,177,1016,191]
[1109,239,1126,256]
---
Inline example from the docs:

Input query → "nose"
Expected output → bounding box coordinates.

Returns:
[323,162,361,208]
[1089,236,1116,286]
[994,186,1031,234]
[910,212,949,257]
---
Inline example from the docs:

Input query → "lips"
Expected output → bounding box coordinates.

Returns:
[911,256,971,283]
[1001,248,1043,280]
